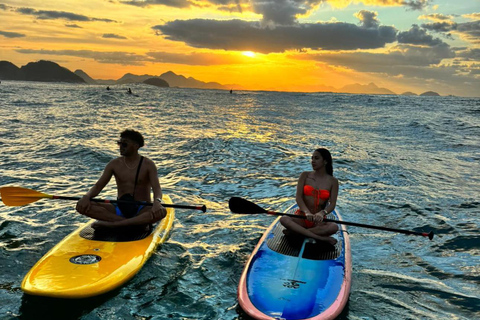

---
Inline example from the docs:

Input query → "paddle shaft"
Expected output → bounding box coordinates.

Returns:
[265,210,433,239]
[0,187,207,212]
[51,195,206,212]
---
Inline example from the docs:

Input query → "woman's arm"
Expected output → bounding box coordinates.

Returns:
[295,172,311,214]
[320,176,339,215]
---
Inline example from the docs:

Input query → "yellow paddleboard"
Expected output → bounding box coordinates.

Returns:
[21,195,175,298]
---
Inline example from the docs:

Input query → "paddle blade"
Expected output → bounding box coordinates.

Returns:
[0,187,52,206]
[229,197,268,214]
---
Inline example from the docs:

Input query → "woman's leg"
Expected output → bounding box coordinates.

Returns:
[309,222,338,237]
[280,216,337,245]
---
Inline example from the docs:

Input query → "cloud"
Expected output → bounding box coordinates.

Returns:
[15,47,258,67]
[355,10,380,28]
[421,21,457,33]
[147,51,261,65]
[120,0,192,8]
[15,49,147,65]
[153,19,397,53]
[65,24,82,28]
[419,13,455,21]
[463,13,480,20]
[401,0,429,11]
[456,48,480,61]
[251,0,318,26]
[397,24,445,46]
[120,0,429,26]
[102,33,128,39]
[123,0,319,25]
[330,0,430,10]
[289,43,480,96]
[0,30,26,38]
[293,43,455,72]
[456,20,480,44]
[14,6,117,23]
[421,20,480,44]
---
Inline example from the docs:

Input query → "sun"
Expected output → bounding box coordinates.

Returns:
[242,51,256,58]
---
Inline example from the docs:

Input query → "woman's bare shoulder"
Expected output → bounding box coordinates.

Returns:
[299,171,311,179]
[329,175,339,185]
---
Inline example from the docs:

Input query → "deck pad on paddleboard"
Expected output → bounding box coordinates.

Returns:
[79,224,153,242]
[266,214,342,261]
[238,205,351,320]
[21,195,175,299]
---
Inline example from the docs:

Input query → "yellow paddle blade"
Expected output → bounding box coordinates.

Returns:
[0,187,53,206]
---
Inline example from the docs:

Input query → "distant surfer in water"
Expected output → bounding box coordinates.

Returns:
[76,129,166,229]
[230,89,233,94]
[127,88,132,94]
[106,86,110,90]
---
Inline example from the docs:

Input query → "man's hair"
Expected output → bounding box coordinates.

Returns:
[120,129,144,148]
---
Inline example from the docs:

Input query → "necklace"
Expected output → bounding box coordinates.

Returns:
[123,156,138,169]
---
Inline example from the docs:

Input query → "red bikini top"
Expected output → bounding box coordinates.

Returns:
[304,185,330,200]
[303,185,330,212]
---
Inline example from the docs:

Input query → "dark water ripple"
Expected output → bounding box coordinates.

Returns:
[0,81,479,319]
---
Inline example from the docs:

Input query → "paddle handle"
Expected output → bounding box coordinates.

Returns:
[52,195,207,212]
[267,210,434,240]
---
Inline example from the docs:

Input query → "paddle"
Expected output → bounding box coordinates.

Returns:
[229,197,434,240]
[0,187,207,212]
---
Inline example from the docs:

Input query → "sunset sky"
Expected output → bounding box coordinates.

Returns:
[1,0,479,96]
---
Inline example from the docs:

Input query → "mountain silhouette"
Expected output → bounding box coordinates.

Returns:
[338,82,396,95]
[1,60,422,95]
[0,60,85,83]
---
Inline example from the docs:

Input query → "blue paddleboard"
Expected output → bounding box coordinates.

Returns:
[238,204,351,320]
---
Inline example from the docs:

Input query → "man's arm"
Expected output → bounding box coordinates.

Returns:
[76,161,114,214]
[148,159,165,222]
[145,159,161,200]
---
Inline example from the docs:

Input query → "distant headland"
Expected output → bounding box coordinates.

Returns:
[0,60,85,83]
[0,60,442,96]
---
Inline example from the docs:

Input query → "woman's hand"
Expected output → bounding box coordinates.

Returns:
[306,212,324,224]
[313,213,324,224]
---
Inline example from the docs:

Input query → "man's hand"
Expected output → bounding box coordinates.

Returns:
[76,196,91,215]
[151,201,166,222]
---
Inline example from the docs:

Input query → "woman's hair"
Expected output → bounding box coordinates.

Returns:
[315,148,333,175]
[121,129,145,148]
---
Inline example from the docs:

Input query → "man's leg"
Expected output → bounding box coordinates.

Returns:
[89,206,164,228]
[80,202,124,222]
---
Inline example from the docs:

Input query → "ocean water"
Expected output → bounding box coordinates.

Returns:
[0,81,479,320]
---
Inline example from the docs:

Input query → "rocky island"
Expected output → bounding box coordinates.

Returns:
[143,77,169,88]
[420,91,440,96]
